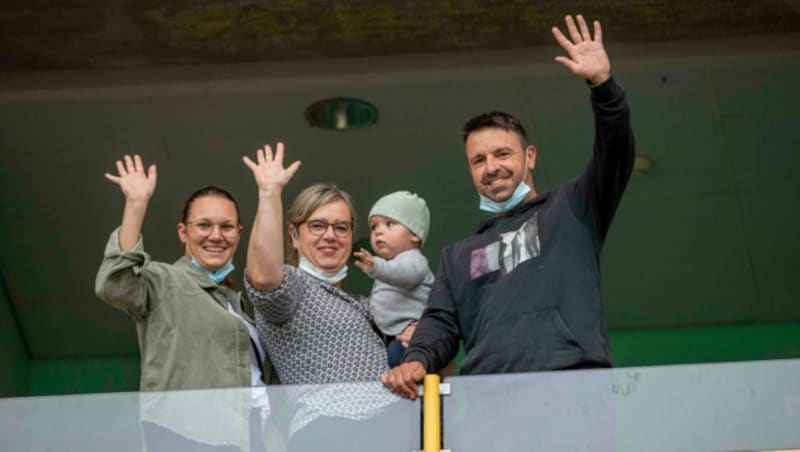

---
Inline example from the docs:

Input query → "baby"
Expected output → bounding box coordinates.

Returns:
[354,191,435,367]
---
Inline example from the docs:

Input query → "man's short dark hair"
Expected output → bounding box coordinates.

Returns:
[461,111,530,148]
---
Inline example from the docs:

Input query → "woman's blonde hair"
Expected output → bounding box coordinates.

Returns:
[285,183,357,265]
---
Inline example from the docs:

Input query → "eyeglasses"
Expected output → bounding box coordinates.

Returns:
[185,221,241,239]
[303,220,353,238]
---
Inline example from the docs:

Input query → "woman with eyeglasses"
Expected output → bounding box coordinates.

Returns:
[243,143,400,448]
[95,154,274,451]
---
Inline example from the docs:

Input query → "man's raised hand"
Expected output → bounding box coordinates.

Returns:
[551,14,612,86]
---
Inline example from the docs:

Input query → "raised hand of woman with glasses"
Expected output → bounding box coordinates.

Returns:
[243,142,301,290]
[242,142,301,194]
[104,154,157,252]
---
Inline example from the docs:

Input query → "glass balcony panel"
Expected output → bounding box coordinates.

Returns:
[441,359,800,452]
[0,381,420,452]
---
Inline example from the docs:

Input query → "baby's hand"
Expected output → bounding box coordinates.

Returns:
[396,321,418,347]
[353,248,375,273]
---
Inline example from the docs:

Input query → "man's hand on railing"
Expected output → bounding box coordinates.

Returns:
[380,361,426,399]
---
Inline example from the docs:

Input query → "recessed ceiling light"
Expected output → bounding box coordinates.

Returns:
[304,97,378,131]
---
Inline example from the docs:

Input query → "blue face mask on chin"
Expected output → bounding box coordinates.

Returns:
[191,257,235,284]
[479,181,532,213]
[298,256,348,285]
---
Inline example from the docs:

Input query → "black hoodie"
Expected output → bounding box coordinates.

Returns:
[404,75,635,374]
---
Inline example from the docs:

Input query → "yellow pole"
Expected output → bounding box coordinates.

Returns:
[422,374,441,452]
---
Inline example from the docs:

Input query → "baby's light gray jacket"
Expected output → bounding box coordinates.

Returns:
[367,248,435,336]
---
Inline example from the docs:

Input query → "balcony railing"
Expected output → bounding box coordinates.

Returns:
[1,359,798,451]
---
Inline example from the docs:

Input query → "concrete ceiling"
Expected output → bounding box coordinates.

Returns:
[1,0,800,71]
[1,2,800,360]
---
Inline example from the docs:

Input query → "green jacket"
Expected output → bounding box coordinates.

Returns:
[95,228,275,391]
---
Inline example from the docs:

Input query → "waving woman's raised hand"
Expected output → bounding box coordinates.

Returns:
[105,154,157,204]
[242,142,301,193]
[104,154,157,252]
[243,142,300,290]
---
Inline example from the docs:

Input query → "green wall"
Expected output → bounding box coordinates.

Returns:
[0,276,28,397]
[28,356,139,396]
[610,323,800,366]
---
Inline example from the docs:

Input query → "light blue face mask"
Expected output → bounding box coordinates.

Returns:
[191,257,235,284]
[479,181,532,213]
[298,256,348,285]
[478,151,533,213]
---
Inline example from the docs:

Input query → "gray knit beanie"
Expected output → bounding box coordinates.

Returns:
[368,191,430,246]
